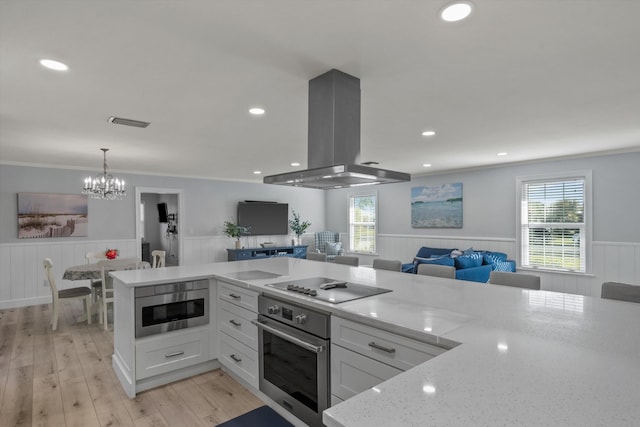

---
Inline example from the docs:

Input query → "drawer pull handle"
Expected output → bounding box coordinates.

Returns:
[165,351,185,358]
[229,319,241,327]
[229,293,241,299]
[230,354,242,363]
[368,342,396,354]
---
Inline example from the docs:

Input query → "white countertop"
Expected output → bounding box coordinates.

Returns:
[111,258,640,426]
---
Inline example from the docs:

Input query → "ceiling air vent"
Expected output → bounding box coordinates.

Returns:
[108,116,150,128]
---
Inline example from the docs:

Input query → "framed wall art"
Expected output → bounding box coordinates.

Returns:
[411,183,463,228]
[18,193,88,238]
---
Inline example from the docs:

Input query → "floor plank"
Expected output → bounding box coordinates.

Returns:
[0,303,268,427]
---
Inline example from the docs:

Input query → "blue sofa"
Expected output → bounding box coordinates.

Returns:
[402,246,516,283]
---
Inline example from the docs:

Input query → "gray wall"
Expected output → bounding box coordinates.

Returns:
[0,164,326,243]
[326,151,640,243]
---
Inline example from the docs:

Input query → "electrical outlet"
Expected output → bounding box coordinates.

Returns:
[43,279,49,288]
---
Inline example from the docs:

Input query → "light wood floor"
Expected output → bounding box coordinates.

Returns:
[0,301,264,426]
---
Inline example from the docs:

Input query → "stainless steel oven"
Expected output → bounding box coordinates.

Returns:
[253,294,330,427]
[135,279,209,338]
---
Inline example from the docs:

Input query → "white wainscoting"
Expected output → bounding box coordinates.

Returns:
[1,236,638,308]
[0,239,137,309]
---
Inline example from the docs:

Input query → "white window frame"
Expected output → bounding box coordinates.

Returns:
[348,191,378,254]
[516,170,592,274]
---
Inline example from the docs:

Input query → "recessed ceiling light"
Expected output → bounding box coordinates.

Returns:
[423,163,432,167]
[421,130,436,137]
[249,107,265,115]
[39,59,68,71]
[497,152,508,156]
[440,2,473,22]
[253,170,262,174]
[291,162,300,167]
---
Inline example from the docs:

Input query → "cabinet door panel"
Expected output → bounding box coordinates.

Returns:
[331,344,402,401]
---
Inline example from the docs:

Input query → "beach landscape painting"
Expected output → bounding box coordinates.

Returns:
[18,193,88,238]
[411,183,463,228]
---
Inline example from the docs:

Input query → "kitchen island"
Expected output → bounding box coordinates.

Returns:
[111,257,640,426]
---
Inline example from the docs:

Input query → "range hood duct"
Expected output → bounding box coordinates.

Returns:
[264,69,411,189]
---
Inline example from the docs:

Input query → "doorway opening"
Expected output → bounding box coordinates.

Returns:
[135,187,184,266]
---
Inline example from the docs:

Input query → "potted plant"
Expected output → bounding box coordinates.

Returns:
[223,221,250,249]
[289,211,311,245]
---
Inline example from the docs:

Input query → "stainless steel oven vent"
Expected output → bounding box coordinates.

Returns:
[263,69,410,189]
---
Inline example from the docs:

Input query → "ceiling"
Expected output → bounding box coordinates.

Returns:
[1,0,639,185]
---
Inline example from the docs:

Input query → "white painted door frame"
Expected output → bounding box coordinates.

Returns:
[135,186,185,265]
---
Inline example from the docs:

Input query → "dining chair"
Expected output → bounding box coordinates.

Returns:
[601,282,640,303]
[151,250,166,268]
[43,258,92,331]
[334,255,359,266]
[372,258,402,272]
[96,257,141,330]
[417,264,456,279]
[85,251,107,302]
[306,252,327,262]
[488,271,541,290]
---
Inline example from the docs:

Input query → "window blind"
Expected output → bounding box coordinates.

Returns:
[521,178,586,272]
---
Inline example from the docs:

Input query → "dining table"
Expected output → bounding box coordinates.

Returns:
[63,258,151,281]
[63,258,151,322]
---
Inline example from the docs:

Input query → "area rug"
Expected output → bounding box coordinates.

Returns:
[216,405,294,427]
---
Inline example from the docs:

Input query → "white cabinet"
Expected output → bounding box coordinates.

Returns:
[331,316,447,402]
[217,281,259,389]
[331,343,401,401]
[136,327,210,380]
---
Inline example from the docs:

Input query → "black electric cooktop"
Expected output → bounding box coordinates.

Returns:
[265,277,392,304]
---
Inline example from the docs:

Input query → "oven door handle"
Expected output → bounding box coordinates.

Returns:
[251,319,324,353]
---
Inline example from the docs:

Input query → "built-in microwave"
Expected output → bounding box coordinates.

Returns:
[134,279,209,338]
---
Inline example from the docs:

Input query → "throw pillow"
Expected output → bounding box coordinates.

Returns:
[482,252,507,266]
[493,261,515,272]
[325,242,342,255]
[454,252,483,269]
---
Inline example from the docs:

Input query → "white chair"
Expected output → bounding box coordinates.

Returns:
[372,259,402,272]
[43,258,92,331]
[306,252,327,262]
[601,282,640,303]
[417,264,456,279]
[334,255,359,266]
[96,257,141,330]
[85,251,107,302]
[151,250,166,268]
[488,271,541,290]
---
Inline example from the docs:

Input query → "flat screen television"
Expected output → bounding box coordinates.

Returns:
[237,202,289,236]
[157,202,168,223]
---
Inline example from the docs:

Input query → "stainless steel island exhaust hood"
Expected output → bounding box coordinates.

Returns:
[263,69,411,189]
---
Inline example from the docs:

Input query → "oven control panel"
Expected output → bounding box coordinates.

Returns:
[258,294,330,339]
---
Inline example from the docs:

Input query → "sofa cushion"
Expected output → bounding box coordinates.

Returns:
[454,252,483,269]
[325,241,342,255]
[414,256,455,268]
[415,246,455,259]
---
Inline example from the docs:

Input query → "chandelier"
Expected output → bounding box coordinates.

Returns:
[82,148,126,200]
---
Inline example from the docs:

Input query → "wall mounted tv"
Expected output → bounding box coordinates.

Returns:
[237,202,289,236]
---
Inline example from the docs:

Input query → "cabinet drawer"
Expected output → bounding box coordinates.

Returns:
[136,328,210,380]
[331,394,344,407]
[332,317,446,371]
[219,333,259,389]
[217,299,258,351]
[331,344,402,401]
[218,282,258,312]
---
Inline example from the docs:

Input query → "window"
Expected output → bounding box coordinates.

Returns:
[349,192,377,254]
[517,171,591,273]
